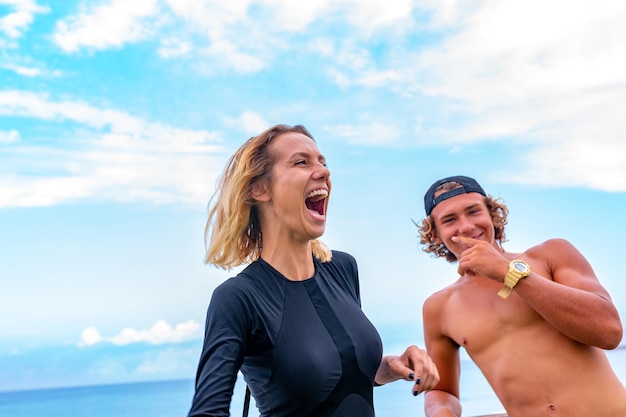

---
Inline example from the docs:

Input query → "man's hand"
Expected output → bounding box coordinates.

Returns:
[451,236,509,282]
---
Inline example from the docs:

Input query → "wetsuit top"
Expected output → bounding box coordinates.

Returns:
[188,250,383,417]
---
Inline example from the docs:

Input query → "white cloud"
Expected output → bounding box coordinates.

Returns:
[0,59,64,77]
[343,0,414,31]
[419,0,473,28]
[239,111,269,134]
[79,326,103,346]
[0,129,20,143]
[53,0,160,52]
[8,0,626,195]
[325,121,401,146]
[0,0,49,39]
[134,347,198,375]
[157,36,193,58]
[201,39,265,74]
[318,39,404,89]
[414,0,626,102]
[49,0,419,73]
[82,345,200,382]
[0,90,227,208]
[257,0,415,32]
[256,0,330,31]
[0,10,33,38]
[398,0,626,191]
[78,319,201,347]
[222,111,270,136]
[52,0,269,72]
[1,63,39,76]
[164,0,251,30]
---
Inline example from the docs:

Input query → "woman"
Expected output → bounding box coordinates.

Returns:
[188,124,438,417]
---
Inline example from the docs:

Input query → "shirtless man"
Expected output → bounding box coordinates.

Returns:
[417,175,626,417]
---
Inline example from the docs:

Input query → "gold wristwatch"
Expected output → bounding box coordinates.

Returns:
[497,259,531,299]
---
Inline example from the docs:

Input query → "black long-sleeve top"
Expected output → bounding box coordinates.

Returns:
[188,250,383,417]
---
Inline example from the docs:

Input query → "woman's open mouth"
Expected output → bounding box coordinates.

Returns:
[305,189,328,216]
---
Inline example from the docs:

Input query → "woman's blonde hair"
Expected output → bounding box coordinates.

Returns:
[416,186,509,263]
[204,124,331,269]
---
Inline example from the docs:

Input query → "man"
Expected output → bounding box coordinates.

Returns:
[417,175,626,417]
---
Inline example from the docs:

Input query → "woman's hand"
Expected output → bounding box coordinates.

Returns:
[375,345,440,396]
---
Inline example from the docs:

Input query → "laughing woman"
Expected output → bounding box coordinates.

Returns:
[188,124,438,417]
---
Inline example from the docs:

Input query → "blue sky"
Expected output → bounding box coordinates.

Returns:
[1,0,625,393]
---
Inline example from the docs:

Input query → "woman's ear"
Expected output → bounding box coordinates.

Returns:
[251,180,271,202]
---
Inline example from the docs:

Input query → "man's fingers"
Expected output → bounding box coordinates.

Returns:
[451,236,477,247]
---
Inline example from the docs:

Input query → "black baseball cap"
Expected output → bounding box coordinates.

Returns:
[424,175,486,216]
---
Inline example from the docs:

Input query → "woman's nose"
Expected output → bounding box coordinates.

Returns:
[314,163,330,179]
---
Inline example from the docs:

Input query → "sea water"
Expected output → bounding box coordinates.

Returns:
[0,379,195,417]
[1,347,625,417]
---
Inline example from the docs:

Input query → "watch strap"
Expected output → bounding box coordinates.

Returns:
[498,260,530,299]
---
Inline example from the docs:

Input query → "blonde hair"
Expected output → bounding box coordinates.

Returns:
[416,182,509,263]
[204,124,331,269]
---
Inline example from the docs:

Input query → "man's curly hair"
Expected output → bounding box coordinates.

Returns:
[416,194,509,263]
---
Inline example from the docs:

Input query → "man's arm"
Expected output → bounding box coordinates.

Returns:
[514,238,622,349]
[453,236,622,349]
[425,390,462,417]
[423,294,463,417]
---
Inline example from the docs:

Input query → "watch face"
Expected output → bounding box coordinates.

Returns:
[513,261,529,273]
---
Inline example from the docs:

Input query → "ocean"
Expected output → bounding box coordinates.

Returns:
[1,347,625,417]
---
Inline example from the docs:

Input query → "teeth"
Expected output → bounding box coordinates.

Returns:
[306,189,328,201]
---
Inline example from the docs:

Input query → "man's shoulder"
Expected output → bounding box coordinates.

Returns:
[525,237,576,257]
[426,283,456,299]
[423,282,458,312]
